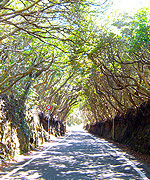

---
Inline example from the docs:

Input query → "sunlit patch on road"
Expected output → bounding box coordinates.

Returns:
[66,123,84,131]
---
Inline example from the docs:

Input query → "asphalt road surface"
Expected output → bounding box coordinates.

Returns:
[0,127,150,180]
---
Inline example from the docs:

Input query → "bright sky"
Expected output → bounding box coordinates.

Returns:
[93,0,150,28]
[111,0,150,14]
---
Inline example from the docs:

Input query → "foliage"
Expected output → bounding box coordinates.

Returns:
[81,8,150,123]
[128,8,150,53]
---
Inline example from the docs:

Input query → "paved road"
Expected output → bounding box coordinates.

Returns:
[0,129,150,179]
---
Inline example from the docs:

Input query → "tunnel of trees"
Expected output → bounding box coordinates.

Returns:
[0,0,149,162]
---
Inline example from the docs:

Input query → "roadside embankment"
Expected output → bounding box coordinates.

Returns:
[86,99,150,160]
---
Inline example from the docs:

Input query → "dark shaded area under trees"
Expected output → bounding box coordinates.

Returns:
[86,99,150,155]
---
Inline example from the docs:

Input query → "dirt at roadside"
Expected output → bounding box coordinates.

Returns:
[109,140,150,167]
[0,137,58,171]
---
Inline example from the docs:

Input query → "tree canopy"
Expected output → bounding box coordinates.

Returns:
[0,0,149,124]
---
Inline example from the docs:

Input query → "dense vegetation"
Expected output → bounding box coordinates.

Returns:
[0,0,149,162]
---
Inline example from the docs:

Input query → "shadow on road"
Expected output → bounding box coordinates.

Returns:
[1,129,150,180]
